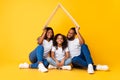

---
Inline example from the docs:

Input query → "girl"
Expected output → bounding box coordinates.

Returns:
[19,27,54,72]
[47,34,72,70]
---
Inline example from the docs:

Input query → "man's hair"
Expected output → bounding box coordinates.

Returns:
[70,27,77,34]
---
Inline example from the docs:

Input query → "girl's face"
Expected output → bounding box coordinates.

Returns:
[56,35,63,45]
[46,30,53,39]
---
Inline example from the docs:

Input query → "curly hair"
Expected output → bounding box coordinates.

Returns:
[53,33,68,51]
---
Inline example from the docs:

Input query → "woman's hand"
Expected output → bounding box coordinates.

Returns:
[43,27,47,33]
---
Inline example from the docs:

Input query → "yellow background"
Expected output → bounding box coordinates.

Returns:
[0,0,120,80]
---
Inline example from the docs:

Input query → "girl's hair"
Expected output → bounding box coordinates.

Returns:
[53,33,68,50]
[44,27,54,40]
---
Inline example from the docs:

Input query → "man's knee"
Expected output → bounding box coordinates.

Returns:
[72,57,78,63]
[81,44,88,48]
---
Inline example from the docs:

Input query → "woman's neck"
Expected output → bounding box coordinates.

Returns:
[46,38,50,42]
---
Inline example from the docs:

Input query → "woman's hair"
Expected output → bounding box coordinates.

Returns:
[44,27,54,40]
[53,33,68,50]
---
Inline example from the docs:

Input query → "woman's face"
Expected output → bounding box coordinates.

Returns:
[46,30,53,39]
[56,35,63,45]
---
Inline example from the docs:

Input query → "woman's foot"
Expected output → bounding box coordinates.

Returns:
[96,65,109,71]
[19,62,29,69]
[38,63,48,72]
[87,64,94,74]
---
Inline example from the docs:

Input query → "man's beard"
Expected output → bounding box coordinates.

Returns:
[67,36,75,40]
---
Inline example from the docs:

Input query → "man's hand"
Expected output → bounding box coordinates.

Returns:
[75,26,80,33]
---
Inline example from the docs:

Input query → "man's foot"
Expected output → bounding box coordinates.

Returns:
[38,63,48,73]
[48,64,57,69]
[19,62,29,69]
[87,64,94,74]
[96,65,109,71]
[61,65,72,70]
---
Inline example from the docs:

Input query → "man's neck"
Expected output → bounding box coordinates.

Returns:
[68,38,75,41]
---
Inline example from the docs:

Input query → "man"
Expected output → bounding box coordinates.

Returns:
[67,27,109,74]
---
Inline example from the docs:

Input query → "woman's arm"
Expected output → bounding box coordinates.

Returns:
[37,29,47,45]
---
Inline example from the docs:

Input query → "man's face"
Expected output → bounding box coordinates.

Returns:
[67,29,76,40]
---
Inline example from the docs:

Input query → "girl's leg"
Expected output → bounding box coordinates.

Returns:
[46,57,56,66]
[64,58,72,66]
[61,58,72,70]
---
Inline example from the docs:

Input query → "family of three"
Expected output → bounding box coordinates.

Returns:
[19,27,109,74]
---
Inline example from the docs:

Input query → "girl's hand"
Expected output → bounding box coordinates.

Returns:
[56,61,60,67]
[60,59,65,66]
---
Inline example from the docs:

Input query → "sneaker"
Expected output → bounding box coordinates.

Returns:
[96,65,109,71]
[61,65,72,70]
[48,64,57,69]
[19,62,29,69]
[87,64,94,74]
[38,63,48,72]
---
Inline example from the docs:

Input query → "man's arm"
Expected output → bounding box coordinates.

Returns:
[75,26,85,45]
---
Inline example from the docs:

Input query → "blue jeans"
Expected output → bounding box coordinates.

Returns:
[47,57,71,66]
[72,44,96,70]
[29,45,49,68]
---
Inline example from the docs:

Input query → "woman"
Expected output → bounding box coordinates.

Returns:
[19,27,54,72]
[47,34,72,70]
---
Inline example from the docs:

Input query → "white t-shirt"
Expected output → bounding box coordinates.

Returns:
[42,39,53,57]
[52,46,69,60]
[68,38,81,58]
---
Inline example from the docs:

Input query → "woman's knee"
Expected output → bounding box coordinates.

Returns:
[37,45,44,50]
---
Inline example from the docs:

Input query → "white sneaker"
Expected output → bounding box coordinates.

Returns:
[87,64,94,74]
[61,65,72,70]
[48,64,57,69]
[19,62,29,69]
[38,63,48,72]
[96,65,109,71]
